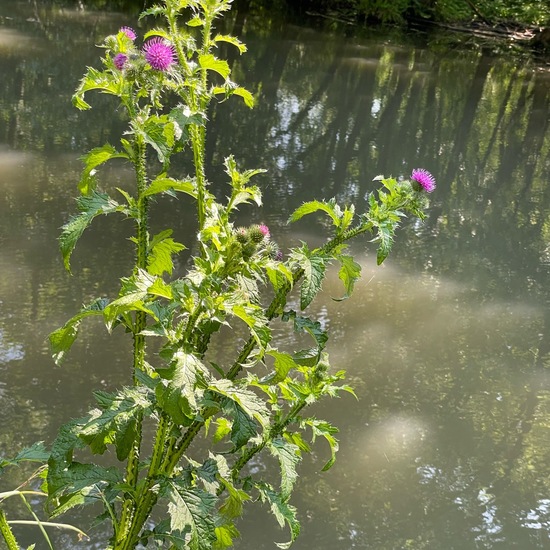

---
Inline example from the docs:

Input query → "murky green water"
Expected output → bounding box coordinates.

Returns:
[1,1,550,548]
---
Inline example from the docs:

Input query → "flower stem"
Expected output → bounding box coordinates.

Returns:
[0,510,20,550]
[116,134,149,547]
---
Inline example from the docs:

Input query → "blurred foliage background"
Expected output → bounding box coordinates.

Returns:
[34,0,550,26]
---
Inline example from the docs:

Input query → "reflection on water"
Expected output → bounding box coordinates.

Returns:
[1,1,550,548]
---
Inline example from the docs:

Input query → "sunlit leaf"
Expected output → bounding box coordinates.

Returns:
[148,229,186,277]
[213,34,247,53]
[334,254,362,300]
[49,298,109,364]
[72,67,125,110]
[59,192,122,272]
[268,438,300,501]
[78,144,128,195]
[303,418,340,471]
[198,54,230,79]
[264,351,299,384]
[209,379,269,428]
[290,246,328,310]
[163,481,217,550]
[219,478,251,519]
[144,176,197,199]
[156,351,211,425]
[256,483,300,549]
[214,523,240,549]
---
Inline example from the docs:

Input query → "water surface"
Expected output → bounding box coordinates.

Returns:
[1,2,550,548]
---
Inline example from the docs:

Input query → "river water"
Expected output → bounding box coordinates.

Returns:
[1,1,550,549]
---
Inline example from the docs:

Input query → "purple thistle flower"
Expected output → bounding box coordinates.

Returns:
[120,26,137,41]
[113,53,128,70]
[258,224,270,238]
[411,168,436,193]
[143,38,176,71]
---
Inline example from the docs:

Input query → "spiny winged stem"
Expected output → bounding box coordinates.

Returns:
[167,2,213,232]
[228,400,309,490]
[116,134,150,546]
[0,510,20,550]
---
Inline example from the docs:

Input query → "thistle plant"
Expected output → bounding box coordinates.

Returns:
[0,1,435,548]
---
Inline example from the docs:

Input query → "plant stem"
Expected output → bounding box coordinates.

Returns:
[0,510,20,550]
[116,134,149,547]
[230,401,308,484]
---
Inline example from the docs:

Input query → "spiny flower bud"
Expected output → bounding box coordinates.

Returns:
[235,227,248,244]
[249,224,269,243]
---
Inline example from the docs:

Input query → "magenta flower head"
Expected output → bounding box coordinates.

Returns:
[143,38,176,71]
[120,26,137,41]
[411,168,436,193]
[113,53,128,70]
[258,224,270,238]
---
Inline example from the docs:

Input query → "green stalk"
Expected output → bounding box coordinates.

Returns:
[0,510,20,550]
[116,135,149,547]
[230,401,308,485]
[115,415,171,550]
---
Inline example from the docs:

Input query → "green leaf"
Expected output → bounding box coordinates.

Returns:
[290,246,327,310]
[78,144,128,195]
[169,105,204,139]
[140,4,165,18]
[49,298,109,364]
[139,115,180,165]
[268,438,300,501]
[198,54,230,79]
[214,523,240,549]
[144,176,197,199]
[49,463,122,518]
[59,191,122,272]
[213,85,255,108]
[187,16,205,27]
[148,229,186,277]
[303,419,339,471]
[48,417,121,516]
[209,379,269,429]
[256,483,300,549]
[376,221,395,265]
[156,351,211,425]
[0,442,49,474]
[217,388,262,450]
[230,304,271,355]
[78,387,153,459]
[264,351,299,384]
[213,34,247,53]
[219,479,251,519]
[282,311,328,352]
[72,66,125,111]
[266,263,293,293]
[334,254,361,300]
[289,199,340,226]
[163,481,217,550]
[103,269,158,328]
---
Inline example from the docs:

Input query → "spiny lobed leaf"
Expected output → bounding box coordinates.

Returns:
[78,144,129,195]
[156,351,211,425]
[148,229,186,276]
[256,482,300,549]
[290,245,328,310]
[59,192,123,272]
[268,438,300,501]
[163,481,218,550]
[334,254,362,300]
[79,387,154,460]
[49,298,109,365]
